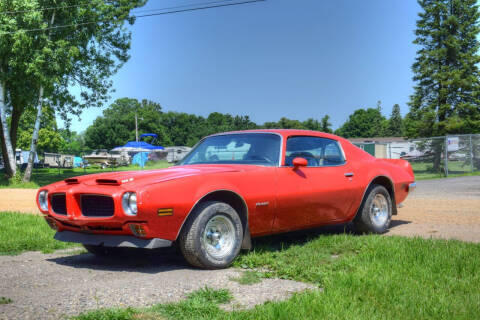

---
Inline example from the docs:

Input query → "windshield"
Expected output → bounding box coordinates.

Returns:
[179,133,281,166]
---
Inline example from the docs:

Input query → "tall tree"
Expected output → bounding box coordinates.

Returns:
[320,115,333,133]
[0,0,146,179]
[408,0,480,170]
[386,104,404,137]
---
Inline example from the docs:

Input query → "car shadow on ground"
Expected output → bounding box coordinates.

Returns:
[389,219,412,229]
[47,246,192,273]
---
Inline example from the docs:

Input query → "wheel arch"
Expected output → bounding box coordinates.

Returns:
[176,189,251,249]
[357,175,397,217]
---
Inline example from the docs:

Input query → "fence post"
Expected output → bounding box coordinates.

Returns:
[469,134,474,173]
[444,136,449,177]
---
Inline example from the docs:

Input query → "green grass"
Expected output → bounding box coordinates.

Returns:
[0,212,78,255]
[411,160,480,180]
[74,234,480,320]
[0,161,173,189]
[0,297,12,305]
[230,270,263,285]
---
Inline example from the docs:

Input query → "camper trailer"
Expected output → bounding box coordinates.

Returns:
[44,152,74,168]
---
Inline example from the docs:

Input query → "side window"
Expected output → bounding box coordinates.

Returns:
[285,136,345,167]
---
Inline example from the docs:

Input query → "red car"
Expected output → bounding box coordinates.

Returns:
[37,130,415,269]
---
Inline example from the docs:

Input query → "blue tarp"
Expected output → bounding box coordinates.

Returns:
[120,141,164,150]
[74,157,83,167]
[132,152,149,167]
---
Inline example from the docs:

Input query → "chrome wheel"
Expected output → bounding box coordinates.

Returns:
[370,193,389,228]
[202,215,235,259]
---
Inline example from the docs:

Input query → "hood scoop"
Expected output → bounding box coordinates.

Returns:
[64,178,79,184]
[96,179,121,186]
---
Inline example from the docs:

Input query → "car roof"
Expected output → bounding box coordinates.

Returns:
[209,129,345,142]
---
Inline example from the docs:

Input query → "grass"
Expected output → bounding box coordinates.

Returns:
[74,233,480,320]
[0,297,12,305]
[411,160,480,180]
[230,270,263,285]
[0,212,78,255]
[0,161,173,189]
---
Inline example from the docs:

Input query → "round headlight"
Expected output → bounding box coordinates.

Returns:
[38,190,49,211]
[122,192,137,215]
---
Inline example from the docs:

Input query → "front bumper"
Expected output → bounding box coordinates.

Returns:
[54,231,172,249]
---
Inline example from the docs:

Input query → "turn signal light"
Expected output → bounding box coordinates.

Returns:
[129,224,146,237]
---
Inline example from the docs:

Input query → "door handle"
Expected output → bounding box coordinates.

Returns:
[344,172,354,177]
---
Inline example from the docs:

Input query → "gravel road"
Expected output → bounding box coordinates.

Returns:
[0,248,315,320]
[388,176,480,242]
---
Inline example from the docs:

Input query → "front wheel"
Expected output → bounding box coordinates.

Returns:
[354,184,392,234]
[179,201,243,269]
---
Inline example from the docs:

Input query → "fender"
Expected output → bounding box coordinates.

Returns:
[355,174,397,217]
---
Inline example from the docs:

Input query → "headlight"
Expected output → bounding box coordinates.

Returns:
[122,192,137,215]
[38,190,49,211]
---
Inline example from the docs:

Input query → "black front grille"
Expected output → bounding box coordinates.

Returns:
[51,194,67,215]
[81,195,114,217]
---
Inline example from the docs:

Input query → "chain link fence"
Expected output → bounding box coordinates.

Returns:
[385,134,480,178]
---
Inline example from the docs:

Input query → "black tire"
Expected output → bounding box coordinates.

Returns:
[179,201,243,269]
[353,184,392,234]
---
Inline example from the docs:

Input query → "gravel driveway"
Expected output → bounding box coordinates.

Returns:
[388,176,480,242]
[0,248,315,320]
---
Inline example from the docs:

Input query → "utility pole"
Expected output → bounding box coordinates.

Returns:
[135,111,138,142]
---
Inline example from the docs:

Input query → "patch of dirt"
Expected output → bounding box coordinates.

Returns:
[388,176,480,243]
[0,188,39,214]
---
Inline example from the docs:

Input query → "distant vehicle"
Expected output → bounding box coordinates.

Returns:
[83,150,130,169]
[164,146,192,163]
[38,129,415,269]
[44,153,74,168]
[15,149,41,169]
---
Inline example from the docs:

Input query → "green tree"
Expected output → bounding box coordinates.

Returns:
[0,0,146,180]
[85,98,166,150]
[320,115,333,133]
[407,0,480,170]
[386,104,404,137]
[335,108,387,138]
[15,106,63,154]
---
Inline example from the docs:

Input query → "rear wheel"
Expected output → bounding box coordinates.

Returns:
[179,201,243,269]
[354,184,392,234]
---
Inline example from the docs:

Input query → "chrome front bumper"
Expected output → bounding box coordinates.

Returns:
[54,231,172,249]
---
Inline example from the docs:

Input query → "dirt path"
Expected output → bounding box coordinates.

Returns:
[0,189,39,214]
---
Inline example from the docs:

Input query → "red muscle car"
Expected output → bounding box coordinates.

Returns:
[37,130,415,269]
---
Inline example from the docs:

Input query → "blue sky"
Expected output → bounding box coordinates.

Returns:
[61,0,421,132]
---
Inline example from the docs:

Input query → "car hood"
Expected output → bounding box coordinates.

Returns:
[60,165,247,188]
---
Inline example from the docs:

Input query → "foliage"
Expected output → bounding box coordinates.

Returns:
[385,104,404,137]
[0,212,78,255]
[75,234,480,320]
[407,0,480,138]
[0,0,147,178]
[335,107,387,138]
[230,270,262,285]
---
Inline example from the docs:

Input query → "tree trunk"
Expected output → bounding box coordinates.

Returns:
[0,78,16,178]
[9,103,22,150]
[22,86,44,182]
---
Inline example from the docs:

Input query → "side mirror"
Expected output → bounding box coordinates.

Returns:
[292,157,308,168]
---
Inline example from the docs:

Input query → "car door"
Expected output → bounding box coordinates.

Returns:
[273,136,358,232]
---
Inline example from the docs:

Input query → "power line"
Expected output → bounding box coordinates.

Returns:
[0,0,240,15]
[0,0,266,35]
